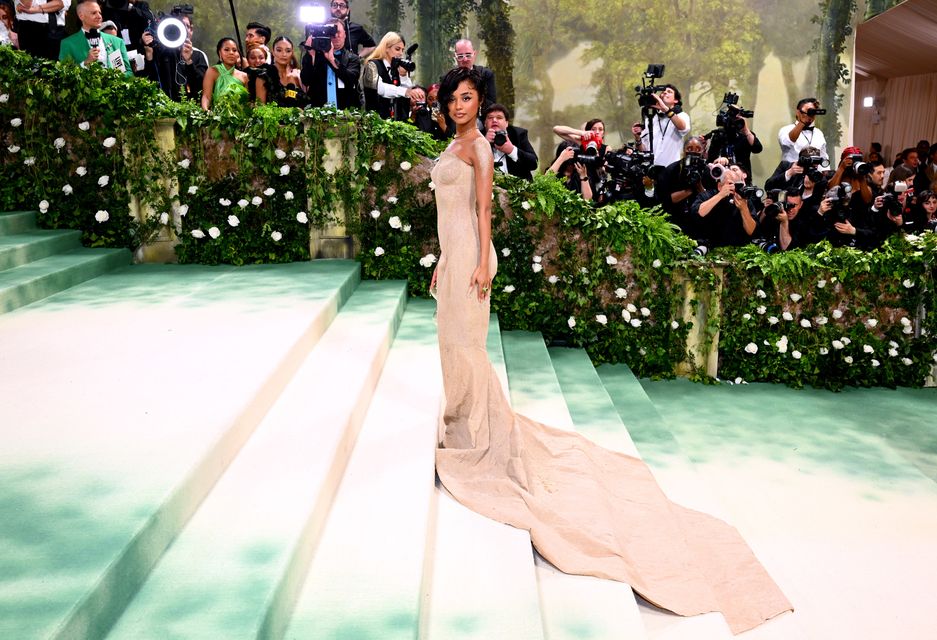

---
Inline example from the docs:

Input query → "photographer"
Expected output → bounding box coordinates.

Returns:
[690,166,758,248]
[827,146,873,205]
[778,97,828,164]
[362,32,422,121]
[705,93,762,180]
[553,119,606,183]
[631,83,690,168]
[141,9,208,102]
[548,146,594,202]
[820,159,883,249]
[483,104,538,180]
[655,136,710,235]
[301,19,361,109]
[765,146,827,192]
[754,190,806,252]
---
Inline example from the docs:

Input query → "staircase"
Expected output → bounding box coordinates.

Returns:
[2,232,936,639]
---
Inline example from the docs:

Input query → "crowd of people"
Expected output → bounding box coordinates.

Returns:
[3,0,935,252]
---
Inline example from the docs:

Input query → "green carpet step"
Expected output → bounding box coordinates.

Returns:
[423,316,546,640]
[0,211,37,235]
[106,280,408,640]
[0,248,131,314]
[0,229,82,272]
[285,299,440,639]
[0,261,361,640]
[500,333,647,640]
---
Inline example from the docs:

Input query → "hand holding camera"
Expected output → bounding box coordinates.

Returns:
[486,128,514,153]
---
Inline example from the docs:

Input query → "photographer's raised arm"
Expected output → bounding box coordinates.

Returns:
[552,125,586,144]
[696,182,733,218]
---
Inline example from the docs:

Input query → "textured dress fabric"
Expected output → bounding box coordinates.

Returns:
[431,139,793,635]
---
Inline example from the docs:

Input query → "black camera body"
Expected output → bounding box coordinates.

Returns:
[682,153,707,185]
[734,183,765,199]
[797,154,829,182]
[805,107,827,117]
[171,3,193,14]
[391,43,419,75]
[823,183,852,222]
[492,130,508,147]
[305,23,337,52]
[634,63,666,109]
[715,92,754,130]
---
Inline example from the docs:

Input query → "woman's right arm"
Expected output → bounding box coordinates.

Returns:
[201,68,218,110]
[552,125,585,144]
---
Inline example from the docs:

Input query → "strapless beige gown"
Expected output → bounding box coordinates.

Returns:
[431,140,792,635]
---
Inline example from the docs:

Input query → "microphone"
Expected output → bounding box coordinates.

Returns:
[86,28,100,49]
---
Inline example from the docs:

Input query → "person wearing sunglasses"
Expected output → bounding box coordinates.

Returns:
[445,38,495,111]
[329,0,374,58]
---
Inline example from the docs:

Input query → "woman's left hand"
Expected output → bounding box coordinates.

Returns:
[469,265,490,301]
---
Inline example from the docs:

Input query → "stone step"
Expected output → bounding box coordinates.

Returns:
[422,316,546,640]
[0,248,131,314]
[285,298,441,639]
[0,261,361,640]
[0,210,37,235]
[0,229,82,272]
[106,280,408,640]
[500,333,648,640]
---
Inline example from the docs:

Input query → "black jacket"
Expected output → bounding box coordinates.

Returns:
[490,125,538,181]
[301,48,362,110]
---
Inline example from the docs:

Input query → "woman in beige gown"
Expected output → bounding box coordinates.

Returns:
[430,67,792,635]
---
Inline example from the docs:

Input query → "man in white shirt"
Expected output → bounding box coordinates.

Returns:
[778,97,828,164]
[631,84,691,168]
[14,0,68,59]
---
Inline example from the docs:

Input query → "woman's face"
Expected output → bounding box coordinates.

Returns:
[427,87,439,104]
[923,196,937,216]
[219,41,240,66]
[387,41,405,60]
[590,121,605,137]
[273,41,293,65]
[247,48,266,67]
[447,80,480,126]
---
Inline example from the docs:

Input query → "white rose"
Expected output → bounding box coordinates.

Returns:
[532,263,543,273]
[844,356,854,364]
[832,309,843,319]
[94,210,109,222]
[263,188,275,196]
[606,255,618,265]
[521,201,531,210]
[900,316,912,327]
[889,340,899,348]
[776,336,788,353]
[548,275,559,284]
[819,347,829,355]
[53,137,66,150]
[789,293,802,302]
[866,318,878,328]
[176,204,188,216]
[403,224,411,232]
[7,145,19,153]
[227,215,240,227]
[630,318,642,328]
[370,209,381,219]
[652,259,662,268]
[622,309,632,322]
[387,196,398,204]
[177,158,190,169]
[501,247,511,257]
[626,303,637,313]
[742,313,751,320]
[388,216,402,229]
[800,319,811,328]
[191,229,205,238]
[532,255,542,263]
[744,342,758,354]
[23,157,35,166]
[671,320,679,329]
[0,94,7,102]
[792,350,802,359]
[503,285,516,293]
[187,185,198,195]
[768,316,779,325]
[78,121,90,131]
[219,198,231,206]
[832,340,844,350]
[400,161,412,171]
[237,199,248,208]
[75,166,87,177]
[371,161,383,171]
[284,191,294,200]
[903,325,913,335]
[291,150,305,159]
[38,200,49,213]
[817,279,827,288]
[62,184,73,195]
[567,316,576,329]
[296,211,309,224]
[102,137,117,148]
[756,289,767,299]
[841,337,851,345]
[863,344,874,353]
[596,314,608,325]
[98,175,110,187]
[871,359,880,367]
[275,149,287,159]
[903,279,914,288]
[429,181,435,190]
[280,164,290,176]
[782,311,794,321]
[159,212,170,225]
[419,253,437,268]
[756,305,766,315]
[889,347,899,357]
[10,117,22,127]
[251,196,262,206]
[640,307,651,317]
[374,246,385,256]
[271,231,283,242]
[208,226,221,239]
[816,316,828,325]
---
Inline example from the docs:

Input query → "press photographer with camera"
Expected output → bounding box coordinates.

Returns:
[765,146,828,193]
[778,97,828,164]
[827,146,874,205]
[631,68,690,168]
[655,136,711,235]
[753,190,807,252]
[483,104,538,181]
[362,32,422,121]
[141,7,208,102]
[818,159,883,249]
[705,92,762,180]
[690,165,758,248]
[301,19,361,109]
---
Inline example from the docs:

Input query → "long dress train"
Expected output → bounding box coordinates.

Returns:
[431,139,792,635]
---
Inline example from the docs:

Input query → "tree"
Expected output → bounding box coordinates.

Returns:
[814,0,857,153]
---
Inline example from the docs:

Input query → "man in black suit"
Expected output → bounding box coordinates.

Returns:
[483,104,538,181]
[329,0,375,57]
[300,19,361,110]
[450,39,496,109]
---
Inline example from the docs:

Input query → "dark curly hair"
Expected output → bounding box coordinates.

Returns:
[438,67,486,116]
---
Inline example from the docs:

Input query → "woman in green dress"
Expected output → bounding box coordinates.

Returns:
[201,37,249,110]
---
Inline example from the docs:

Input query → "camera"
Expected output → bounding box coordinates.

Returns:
[797,154,830,182]
[580,131,603,156]
[492,130,508,147]
[882,181,910,215]
[824,183,852,222]
[709,163,725,181]
[715,92,754,130]
[805,107,827,117]
[597,149,654,203]
[391,43,419,74]
[734,182,764,199]
[634,63,667,109]
[681,153,706,184]
[171,3,193,14]
[145,12,188,49]
[303,23,337,52]
[753,238,780,253]
[844,153,872,176]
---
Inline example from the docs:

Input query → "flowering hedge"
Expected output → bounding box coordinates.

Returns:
[2,46,934,388]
